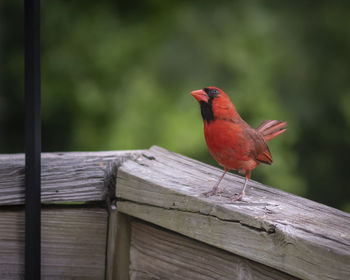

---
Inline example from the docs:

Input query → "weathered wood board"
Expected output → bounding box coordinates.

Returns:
[106,205,131,280]
[116,146,350,280]
[0,206,107,279]
[129,219,298,280]
[0,150,142,205]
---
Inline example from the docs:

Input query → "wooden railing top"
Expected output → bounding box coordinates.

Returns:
[0,150,143,205]
[1,146,349,279]
[116,146,350,280]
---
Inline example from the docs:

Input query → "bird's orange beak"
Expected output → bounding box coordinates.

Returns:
[190,89,208,103]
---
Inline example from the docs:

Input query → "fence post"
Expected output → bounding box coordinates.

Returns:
[24,0,41,279]
[106,202,131,280]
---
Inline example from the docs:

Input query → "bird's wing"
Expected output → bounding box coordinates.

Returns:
[245,128,273,165]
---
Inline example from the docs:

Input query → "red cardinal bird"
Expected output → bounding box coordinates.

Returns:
[191,87,287,201]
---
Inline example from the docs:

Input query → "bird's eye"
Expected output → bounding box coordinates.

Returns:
[203,87,220,97]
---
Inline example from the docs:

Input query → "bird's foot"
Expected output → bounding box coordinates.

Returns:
[202,187,221,197]
[231,191,245,202]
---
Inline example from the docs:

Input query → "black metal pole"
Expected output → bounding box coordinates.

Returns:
[25,0,41,279]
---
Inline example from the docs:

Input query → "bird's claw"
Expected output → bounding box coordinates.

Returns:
[231,192,245,202]
[202,188,220,197]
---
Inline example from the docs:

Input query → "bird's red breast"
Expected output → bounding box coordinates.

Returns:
[191,87,286,174]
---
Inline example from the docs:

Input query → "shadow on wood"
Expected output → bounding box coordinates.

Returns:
[129,219,298,280]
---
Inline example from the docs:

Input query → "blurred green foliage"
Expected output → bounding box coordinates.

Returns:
[1,0,349,212]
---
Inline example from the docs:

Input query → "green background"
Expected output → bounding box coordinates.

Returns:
[1,0,349,212]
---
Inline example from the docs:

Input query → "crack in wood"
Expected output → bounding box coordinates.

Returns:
[142,153,156,161]
[117,198,276,235]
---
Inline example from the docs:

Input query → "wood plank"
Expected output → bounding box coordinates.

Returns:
[116,146,350,280]
[106,203,131,280]
[129,220,298,280]
[0,206,107,279]
[106,203,119,280]
[0,150,143,205]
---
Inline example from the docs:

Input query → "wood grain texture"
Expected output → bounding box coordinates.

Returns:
[106,205,131,280]
[116,146,350,280]
[106,203,119,280]
[0,150,143,205]
[130,220,298,280]
[0,206,107,279]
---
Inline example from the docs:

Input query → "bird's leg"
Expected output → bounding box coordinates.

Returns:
[203,169,228,197]
[232,170,251,201]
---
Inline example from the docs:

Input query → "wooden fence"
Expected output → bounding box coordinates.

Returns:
[0,146,349,279]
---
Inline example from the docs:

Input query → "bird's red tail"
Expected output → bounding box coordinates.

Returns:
[257,120,288,142]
